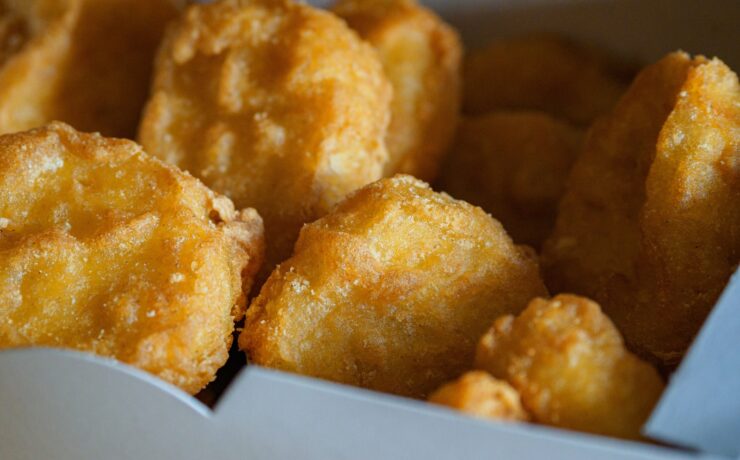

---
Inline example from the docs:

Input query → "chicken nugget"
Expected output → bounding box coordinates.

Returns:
[0,123,264,394]
[139,0,392,274]
[436,112,583,248]
[463,36,629,125]
[428,371,529,422]
[475,295,665,440]
[334,0,462,181]
[0,0,180,138]
[241,175,547,398]
[541,52,740,366]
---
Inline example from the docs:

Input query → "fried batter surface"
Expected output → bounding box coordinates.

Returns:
[241,175,546,398]
[476,295,665,440]
[140,0,392,272]
[335,0,462,181]
[542,52,740,365]
[428,371,529,422]
[0,123,264,394]
[0,0,180,138]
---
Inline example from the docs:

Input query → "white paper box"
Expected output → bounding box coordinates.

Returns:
[0,348,726,460]
[646,271,740,458]
[1,1,738,459]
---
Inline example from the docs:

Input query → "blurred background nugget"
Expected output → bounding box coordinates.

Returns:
[241,175,547,398]
[334,0,462,182]
[463,35,630,125]
[475,295,665,440]
[437,112,583,249]
[139,0,392,275]
[542,52,740,368]
[0,0,180,138]
[436,35,634,248]
[0,123,264,394]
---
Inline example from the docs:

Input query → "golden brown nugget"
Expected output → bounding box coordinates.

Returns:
[139,0,392,274]
[241,175,547,398]
[0,123,264,394]
[437,112,583,248]
[542,52,740,366]
[638,58,740,363]
[475,295,665,440]
[428,371,529,422]
[0,0,180,138]
[463,36,628,124]
[334,0,462,181]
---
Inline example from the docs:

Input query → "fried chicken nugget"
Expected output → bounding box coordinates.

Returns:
[475,295,665,440]
[241,175,547,398]
[334,0,462,181]
[0,123,264,394]
[428,371,529,422]
[436,112,583,248]
[463,36,629,124]
[542,52,740,366]
[0,0,180,138]
[139,0,392,274]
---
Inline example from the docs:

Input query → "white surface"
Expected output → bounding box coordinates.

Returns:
[646,270,740,458]
[0,348,722,460]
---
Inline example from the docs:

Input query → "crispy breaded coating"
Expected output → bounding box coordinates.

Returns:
[437,112,583,248]
[139,0,392,274]
[475,295,665,440]
[463,36,628,124]
[541,52,740,366]
[334,0,462,181]
[0,0,180,138]
[241,175,547,398]
[0,123,264,394]
[428,371,529,422]
[638,58,740,363]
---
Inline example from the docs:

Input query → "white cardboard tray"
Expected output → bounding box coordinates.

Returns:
[0,348,723,460]
[1,0,739,459]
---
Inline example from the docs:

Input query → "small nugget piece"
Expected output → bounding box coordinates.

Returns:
[241,175,547,398]
[463,36,628,124]
[334,0,462,181]
[0,0,180,138]
[542,52,740,366]
[429,371,529,422]
[437,112,583,248]
[0,123,264,394]
[140,0,392,273]
[475,295,665,440]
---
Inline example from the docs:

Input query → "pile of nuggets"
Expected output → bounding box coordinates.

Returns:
[0,0,737,443]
